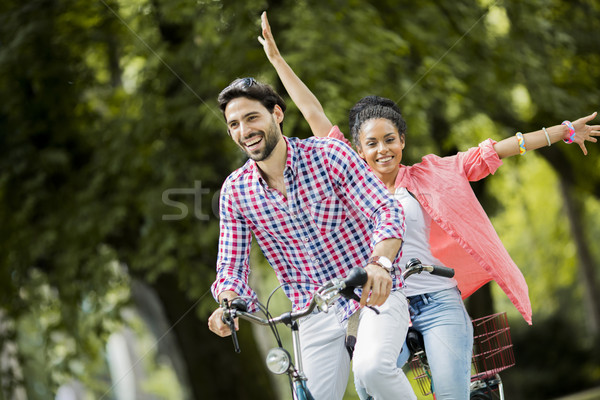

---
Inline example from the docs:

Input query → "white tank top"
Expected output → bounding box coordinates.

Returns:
[395,187,458,296]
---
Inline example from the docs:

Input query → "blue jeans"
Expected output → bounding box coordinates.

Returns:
[355,287,473,400]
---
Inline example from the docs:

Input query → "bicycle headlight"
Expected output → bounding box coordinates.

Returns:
[265,347,291,375]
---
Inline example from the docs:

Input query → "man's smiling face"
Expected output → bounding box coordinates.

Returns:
[224,97,282,162]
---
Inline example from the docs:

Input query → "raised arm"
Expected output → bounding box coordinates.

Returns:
[258,11,333,137]
[493,111,600,158]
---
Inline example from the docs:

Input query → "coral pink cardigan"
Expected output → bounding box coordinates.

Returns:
[329,126,532,324]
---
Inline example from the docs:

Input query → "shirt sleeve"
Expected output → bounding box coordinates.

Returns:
[327,126,353,148]
[324,138,405,248]
[210,179,257,306]
[457,138,503,181]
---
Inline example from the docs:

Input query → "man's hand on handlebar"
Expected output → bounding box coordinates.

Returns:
[208,307,238,337]
[361,264,392,307]
[208,291,239,337]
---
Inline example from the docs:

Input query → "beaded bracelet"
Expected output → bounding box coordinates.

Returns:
[516,132,526,155]
[562,120,575,144]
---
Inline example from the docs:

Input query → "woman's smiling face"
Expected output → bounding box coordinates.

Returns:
[357,118,405,180]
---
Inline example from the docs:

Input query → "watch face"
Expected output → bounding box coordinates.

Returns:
[369,256,392,272]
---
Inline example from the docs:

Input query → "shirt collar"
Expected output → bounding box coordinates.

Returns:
[395,164,408,189]
[283,136,297,177]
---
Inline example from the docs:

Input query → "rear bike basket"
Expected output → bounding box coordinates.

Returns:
[471,312,515,381]
[408,354,434,396]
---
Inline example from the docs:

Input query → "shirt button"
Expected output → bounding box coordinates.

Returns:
[304,237,309,242]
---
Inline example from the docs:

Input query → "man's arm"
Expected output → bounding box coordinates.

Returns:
[259,11,333,137]
[325,140,406,307]
[494,112,599,158]
[209,182,255,336]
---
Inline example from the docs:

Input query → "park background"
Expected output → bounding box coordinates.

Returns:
[1,0,599,399]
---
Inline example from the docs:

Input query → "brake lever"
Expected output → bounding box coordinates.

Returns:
[340,287,380,315]
[221,299,241,353]
[366,305,380,314]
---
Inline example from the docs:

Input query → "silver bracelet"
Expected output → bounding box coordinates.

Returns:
[542,127,551,147]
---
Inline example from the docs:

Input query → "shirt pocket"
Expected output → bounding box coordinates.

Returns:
[308,191,347,235]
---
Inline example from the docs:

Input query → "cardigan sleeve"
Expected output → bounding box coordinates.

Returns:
[327,125,353,148]
[457,138,503,181]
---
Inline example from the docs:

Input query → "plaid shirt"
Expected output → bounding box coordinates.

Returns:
[211,134,406,321]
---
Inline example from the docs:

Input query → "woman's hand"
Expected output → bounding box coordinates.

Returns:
[258,11,281,62]
[571,111,600,155]
[257,10,334,137]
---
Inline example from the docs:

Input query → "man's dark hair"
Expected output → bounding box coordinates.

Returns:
[218,77,287,132]
[348,96,407,147]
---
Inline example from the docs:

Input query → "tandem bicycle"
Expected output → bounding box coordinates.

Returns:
[220,259,455,400]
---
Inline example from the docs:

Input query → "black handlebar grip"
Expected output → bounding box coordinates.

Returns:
[340,286,361,303]
[341,268,380,315]
[230,298,248,312]
[431,265,455,278]
[343,267,368,288]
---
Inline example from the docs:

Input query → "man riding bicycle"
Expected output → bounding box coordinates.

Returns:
[207,77,417,400]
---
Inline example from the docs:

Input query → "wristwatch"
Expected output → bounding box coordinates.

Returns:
[367,255,393,274]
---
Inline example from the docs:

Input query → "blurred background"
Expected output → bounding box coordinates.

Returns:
[1,0,599,399]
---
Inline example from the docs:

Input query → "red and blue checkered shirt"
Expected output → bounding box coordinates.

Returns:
[211,133,406,321]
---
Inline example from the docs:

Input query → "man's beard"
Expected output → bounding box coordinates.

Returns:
[242,119,281,162]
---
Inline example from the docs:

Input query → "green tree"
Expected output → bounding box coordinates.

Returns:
[0,0,275,398]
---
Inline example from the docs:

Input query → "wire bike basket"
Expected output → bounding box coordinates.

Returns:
[408,352,435,397]
[408,312,515,397]
[471,312,515,380]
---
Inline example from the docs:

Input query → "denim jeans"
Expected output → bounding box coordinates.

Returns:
[355,287,473,400]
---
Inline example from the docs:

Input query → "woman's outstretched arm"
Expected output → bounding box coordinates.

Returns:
[493,112,600,158]
[258,11,333,137]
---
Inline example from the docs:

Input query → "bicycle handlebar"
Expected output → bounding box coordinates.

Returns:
[402,258,455,279]
[221,259,454,353]
[221,267,369,352]
[222,267,368,324]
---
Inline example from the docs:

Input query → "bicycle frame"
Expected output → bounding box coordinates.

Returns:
[221,267,369,400]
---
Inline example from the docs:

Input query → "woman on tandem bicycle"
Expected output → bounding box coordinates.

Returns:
[259,11,600,399]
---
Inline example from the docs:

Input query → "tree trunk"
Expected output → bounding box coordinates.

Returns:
[147,273,278,400]
[558,176,600,335]
[465,283,495,320]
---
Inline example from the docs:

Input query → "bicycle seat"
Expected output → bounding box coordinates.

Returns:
[406,327,425,355]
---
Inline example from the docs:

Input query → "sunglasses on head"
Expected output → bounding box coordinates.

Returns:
[224,77,257,91]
